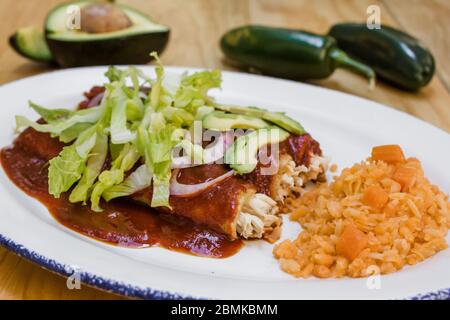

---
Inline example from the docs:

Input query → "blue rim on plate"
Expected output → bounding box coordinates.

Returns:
[0,233,199,300]
[0,232,449,300]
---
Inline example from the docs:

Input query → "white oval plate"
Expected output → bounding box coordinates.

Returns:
[0,67,449,300]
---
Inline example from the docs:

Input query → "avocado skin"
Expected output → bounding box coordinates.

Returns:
[9,31,54,63]
[46,31,169,67]
[9,33,36,62]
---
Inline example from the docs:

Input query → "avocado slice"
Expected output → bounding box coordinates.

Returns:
[203,111,269,131]
[225,128,289,174]
[44,1,170,67]
[262,112,305,135]
[9,26,53,63]
[214,104,305,135]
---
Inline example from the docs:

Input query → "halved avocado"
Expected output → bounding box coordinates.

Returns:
[45,1,170,67]
[9,26,53,63]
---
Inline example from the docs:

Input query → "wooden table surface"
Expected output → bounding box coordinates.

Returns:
[0,0,449,300]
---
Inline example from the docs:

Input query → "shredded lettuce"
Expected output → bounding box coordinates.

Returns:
[128,66,141,93]
[151,161,172,208]
[149,127,183,207]
[126,98,144,121]
[90,169,124,212]
[161,106,194,127]
[48,125,98,198]
[29,101,73,123]
[149,52,165,110]
[103,164,152,201]
[69,131,108,203]
[137,124,183,207]
[109,142,124,161]
[113,143,140,172]
[176,139,204,165]
[16,106,103,135]
[48,145,85,198]
[105,66,126,83]
[14,51,306,212]
[89,142,140,211]
[75,125,98,158]
[108,82,136,144]
[174,69,221,110]
[58,123,92,143]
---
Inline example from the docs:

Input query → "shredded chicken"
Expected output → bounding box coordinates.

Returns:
[275,154,329,202]
[235,153,328,241]
[237,193,280,239]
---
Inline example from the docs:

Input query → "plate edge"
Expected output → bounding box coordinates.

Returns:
[0,233,202,300]
[1,232,449,300]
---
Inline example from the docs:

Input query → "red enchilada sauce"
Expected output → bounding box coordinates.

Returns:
[0,128,242,258]
[1,88,321,258]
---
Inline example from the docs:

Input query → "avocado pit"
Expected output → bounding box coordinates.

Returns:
[40,0,170,67]
[80,3,132,33]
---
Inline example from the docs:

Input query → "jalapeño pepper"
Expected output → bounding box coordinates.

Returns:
[329,23,435,91]
[220,25,375,85]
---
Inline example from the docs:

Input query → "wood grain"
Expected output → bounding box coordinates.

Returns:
[0,0,449,300]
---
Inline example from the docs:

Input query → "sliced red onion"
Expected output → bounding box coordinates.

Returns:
[87,92,104,107]
[170,169,235,197]
[171,155,193,169]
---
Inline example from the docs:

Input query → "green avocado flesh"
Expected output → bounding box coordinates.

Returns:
[10,26,53,62]
[202,111,269,130]
[214,104,305,135]
[46,1,168,41]
[262,112,305,135]
[225,128,290,174]
[44,1,170,67]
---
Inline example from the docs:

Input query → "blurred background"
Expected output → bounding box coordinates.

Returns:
[0,0,449,299]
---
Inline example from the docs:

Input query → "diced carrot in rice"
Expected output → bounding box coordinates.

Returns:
[362,185,389,210]
[275,146,450,279]
[336,224,368,261]
[371,145,405,164]
[393,166,417,190]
